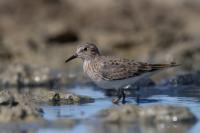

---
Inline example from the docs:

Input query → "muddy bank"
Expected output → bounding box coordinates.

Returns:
[0,89,42,123]
[0,87,94,123]
[0,71,199,132]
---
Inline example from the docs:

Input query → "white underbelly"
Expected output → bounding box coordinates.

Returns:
[94,73,150,89]
[83,60,157,89]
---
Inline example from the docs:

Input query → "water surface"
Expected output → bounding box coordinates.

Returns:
[39,85,200,133]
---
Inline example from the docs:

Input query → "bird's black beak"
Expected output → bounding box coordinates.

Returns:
[65,54,78,63]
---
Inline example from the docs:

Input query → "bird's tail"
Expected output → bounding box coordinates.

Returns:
[150,62,180,71]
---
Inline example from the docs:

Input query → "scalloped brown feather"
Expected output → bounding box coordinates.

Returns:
[86,56,180,81]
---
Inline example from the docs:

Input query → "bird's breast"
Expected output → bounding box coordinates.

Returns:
[83,60,89,74]
[83,60,101,81]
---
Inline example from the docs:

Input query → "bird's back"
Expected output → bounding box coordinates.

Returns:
[83,56,179,82]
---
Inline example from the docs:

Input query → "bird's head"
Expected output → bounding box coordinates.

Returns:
[65,43,100,63]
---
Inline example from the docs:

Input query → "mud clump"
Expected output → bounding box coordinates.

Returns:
[0,89,43,123]
[0,88,81,128]
[140,105,197,124]
[31,88,95,105]
[96,104,197,124]
[96,105,140,123]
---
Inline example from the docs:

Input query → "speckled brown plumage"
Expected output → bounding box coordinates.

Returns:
[84,56,178,81]
[66,43,179,83]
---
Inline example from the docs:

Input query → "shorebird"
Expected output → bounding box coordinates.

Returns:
[65,43,179,104]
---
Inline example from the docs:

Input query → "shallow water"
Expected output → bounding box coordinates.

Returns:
[38,85,200,133]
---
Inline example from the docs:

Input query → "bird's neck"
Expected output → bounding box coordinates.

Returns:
[83,55,98,72]
[84,54,99,61]
[83,59,91,74]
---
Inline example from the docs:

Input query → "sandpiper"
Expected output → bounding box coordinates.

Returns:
[65,43,179,104]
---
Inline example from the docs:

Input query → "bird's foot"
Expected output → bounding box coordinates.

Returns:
[122,99,126,104]
[112,88,127,104]
[112,97,121,104]
[52,93,60,103]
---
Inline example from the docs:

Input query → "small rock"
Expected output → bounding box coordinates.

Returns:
[31,88,95,105]
[0,90,18,106]
[96,108,120,123]
[140,105,197,124]
[96,104,196,124]
[0,89,42,123]
[96,105,140,123]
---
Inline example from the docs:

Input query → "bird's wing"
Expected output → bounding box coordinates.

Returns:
[97,56,178,80]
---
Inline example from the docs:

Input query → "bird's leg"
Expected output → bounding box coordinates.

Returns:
[136,94,140,105]
[135,86,140,105]
[121,88,126,104]
[112,88,122,104]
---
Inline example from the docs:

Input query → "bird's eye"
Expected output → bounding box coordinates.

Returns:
[83,47,88,51]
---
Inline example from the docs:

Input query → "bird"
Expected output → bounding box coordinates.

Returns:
[65,43,179,104]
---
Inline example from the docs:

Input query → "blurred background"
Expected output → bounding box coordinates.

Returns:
[0,1,200,133]
[0,0,200,74]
